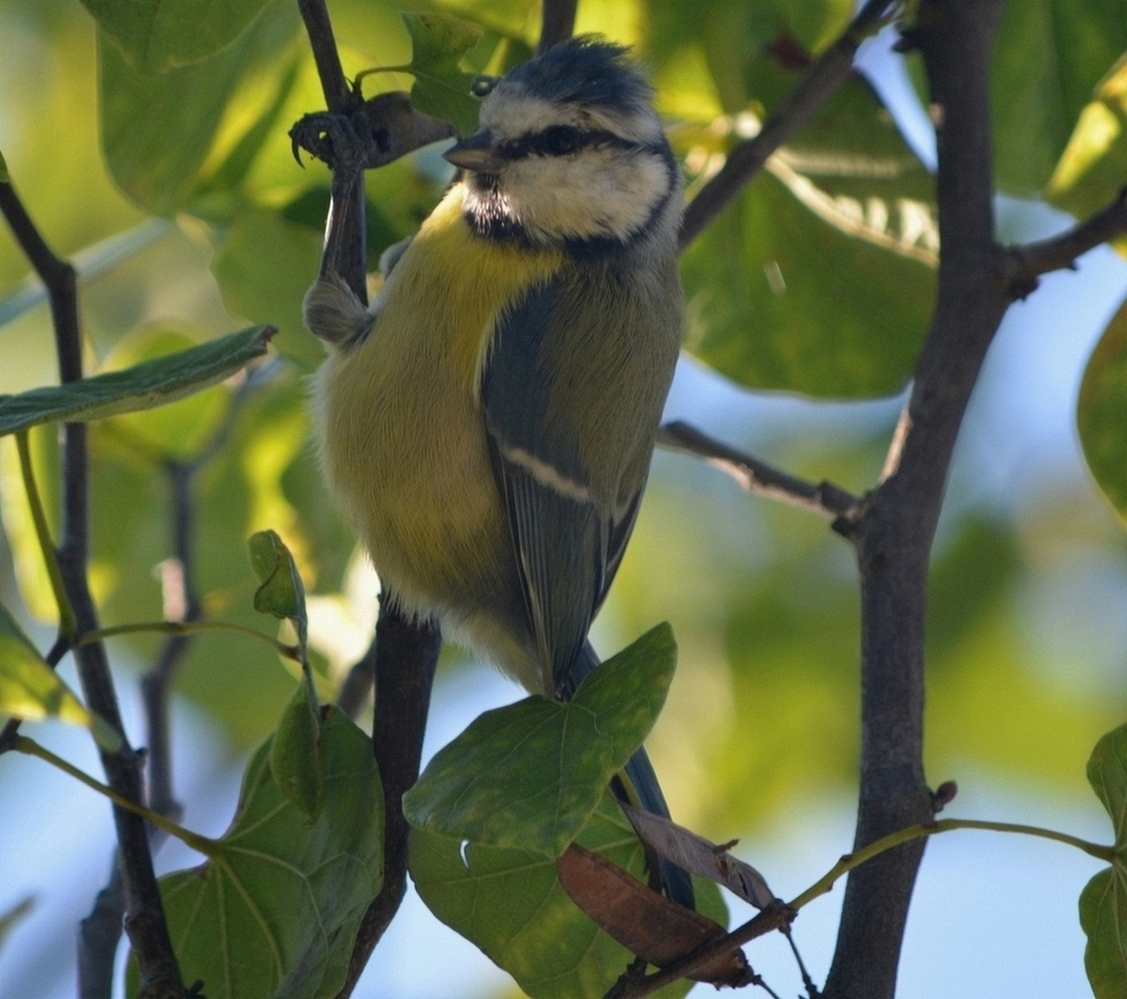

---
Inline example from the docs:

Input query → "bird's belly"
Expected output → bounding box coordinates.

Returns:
[314,340,509,621]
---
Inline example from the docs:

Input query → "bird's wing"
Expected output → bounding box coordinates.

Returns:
[481,277,619,695]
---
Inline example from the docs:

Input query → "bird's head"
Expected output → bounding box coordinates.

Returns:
[444,36,680,258]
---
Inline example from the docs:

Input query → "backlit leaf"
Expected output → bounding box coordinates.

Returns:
[1047,56,1127,256]
[0,604,120,751]
[82,0,273,74]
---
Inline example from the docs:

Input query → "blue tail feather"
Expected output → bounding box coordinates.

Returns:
[570,643,695,910]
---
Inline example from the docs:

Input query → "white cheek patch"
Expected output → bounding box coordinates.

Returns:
[505,147,670,243]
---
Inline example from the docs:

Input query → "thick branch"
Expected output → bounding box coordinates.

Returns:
[822,3,1010,997]
[0,180,185,998]
[679,0,899,249]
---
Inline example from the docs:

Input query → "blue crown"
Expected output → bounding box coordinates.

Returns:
[504,36,654,115]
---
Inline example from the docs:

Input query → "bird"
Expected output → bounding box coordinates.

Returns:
[304,35,691,908]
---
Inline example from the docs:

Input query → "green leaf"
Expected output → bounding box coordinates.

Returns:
[681,78,936,397]
[248,530,322,816]
[1081,869,1127,999]
[127,709,383,999]
[404,624,676,857]
[248,529,306,625]
[270,684,324,821]
[991,0,1127,196]
[99,0,300,215]
[100,328,232,461]
[1047,56,1127,255]
[82,0,273,74]
[403,11,483,69]
[0,603,121,751]
[402,11,483,135]
[211,210,324,367]
[410,795,716,999]
[684,0,854,117]
[1078,297,1127,522]
[1081,723,1127,999]
[0,327,273,437]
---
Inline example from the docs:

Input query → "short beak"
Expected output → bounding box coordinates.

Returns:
[444,131,505,173]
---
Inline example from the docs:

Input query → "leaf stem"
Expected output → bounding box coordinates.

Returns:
[789,817,1114,912]
[78,619,301,660]
[15,429,77,638]
[13,735,216,857]
[618,814,1113,997]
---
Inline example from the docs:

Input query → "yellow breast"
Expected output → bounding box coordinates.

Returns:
[312,184,563,622]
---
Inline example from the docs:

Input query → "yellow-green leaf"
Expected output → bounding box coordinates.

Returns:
[0,604,121,751]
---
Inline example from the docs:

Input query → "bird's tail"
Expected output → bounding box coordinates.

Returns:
[574,642,695,910]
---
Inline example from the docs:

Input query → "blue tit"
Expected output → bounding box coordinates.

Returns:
[305,36,691,907]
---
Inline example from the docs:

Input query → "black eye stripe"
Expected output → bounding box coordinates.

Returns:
[499,128,636,161]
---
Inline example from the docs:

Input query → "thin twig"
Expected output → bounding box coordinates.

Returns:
[1007,186,1127,291]
[608,904,792,999]
[296,0,352,113]
[0,177,185,998]
[679,0,901,249]
[538,0,578,53]
[658,421,860,520]
[142,467,198,821]
[142,373,260,818]
[337,634,377,720]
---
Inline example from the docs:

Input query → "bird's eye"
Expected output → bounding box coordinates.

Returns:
[471,74,499,97]
[544,126,581,154]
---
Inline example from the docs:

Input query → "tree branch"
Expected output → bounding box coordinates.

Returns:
[295,0,367,303]
[538,0,578,53]
[679,0,900,249]
[296,0,351,113]
[0,180,185,997]
[1007,185,1127,289]
[291,3,446,994]
[822,3,1010,997]
[337,634,377,720]
[657,421,859,520]
[335,602,440,999]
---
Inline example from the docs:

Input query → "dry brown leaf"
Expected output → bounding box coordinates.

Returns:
[556,844,751,987]
[622,805,777,909]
